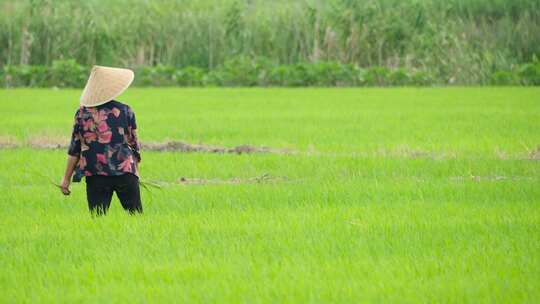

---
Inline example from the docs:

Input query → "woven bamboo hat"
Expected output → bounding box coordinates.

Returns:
[79,65,134,107]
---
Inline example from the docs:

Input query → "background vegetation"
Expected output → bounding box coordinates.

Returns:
[1,0,540,86]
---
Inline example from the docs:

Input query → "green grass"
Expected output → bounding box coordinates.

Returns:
[0,88,539,302]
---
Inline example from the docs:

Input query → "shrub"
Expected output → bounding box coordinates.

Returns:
[518,62,540,86]
[212,57,271,86]
[490,71,518,85]
[134,66,155,86]
[2,65,26,87]
[267,65,289,86]
[364,67,390,86]
[29,66,50,87]
[175,66,206,86]
[134,65,177,86]
[267,63,311,87]
[1,60,538,87]
[410,71,435,86]
[150,65,176,86]
[2,65,51,87]
[288,63,317,86]
[309,63,361,86]
[204,70,225,87]
[389,69,411,86]
[50,60,88,88]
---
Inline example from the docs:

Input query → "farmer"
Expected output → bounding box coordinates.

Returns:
[59,66,143,215]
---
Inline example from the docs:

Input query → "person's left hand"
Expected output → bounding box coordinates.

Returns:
[60,178,71,195]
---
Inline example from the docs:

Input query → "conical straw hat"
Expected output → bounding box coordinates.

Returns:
[80,65,134,107]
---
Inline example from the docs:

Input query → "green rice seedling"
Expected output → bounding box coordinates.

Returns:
[0,87,538,302]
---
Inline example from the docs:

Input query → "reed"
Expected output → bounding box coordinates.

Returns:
[0,0,538,84]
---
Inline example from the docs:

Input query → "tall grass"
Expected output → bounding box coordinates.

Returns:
[0,0,539,84]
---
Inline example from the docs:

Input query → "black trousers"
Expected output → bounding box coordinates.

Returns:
[85,174,143,215]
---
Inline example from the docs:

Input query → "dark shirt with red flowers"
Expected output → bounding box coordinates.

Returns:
[68,100,140,182]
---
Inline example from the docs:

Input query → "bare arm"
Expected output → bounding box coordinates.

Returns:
[127,107,141,163]
[60,155,79,195]
[62,109,82,195]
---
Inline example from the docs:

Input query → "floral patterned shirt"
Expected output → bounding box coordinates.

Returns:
[68,100,141,182]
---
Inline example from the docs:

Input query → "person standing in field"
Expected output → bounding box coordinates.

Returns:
[59,66,143,215]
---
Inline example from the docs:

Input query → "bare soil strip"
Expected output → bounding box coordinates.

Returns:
[136,174,291,188]
[0,137,293,155]
[449,175,536,182]
[0,135,19,149]
[141,141,293,154]
[177,174,289,185]
[2,136,539,160]
[372,146,458,160]
[529,146,540,160]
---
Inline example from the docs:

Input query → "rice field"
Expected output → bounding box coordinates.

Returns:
[0,87,539,302]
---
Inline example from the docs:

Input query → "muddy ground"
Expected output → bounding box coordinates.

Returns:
[0,136,292,155]
[1,136,538,160]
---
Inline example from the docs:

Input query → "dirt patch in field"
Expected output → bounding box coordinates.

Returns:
[528,146,540,160]
[0,136,18,148]
[27,136,68,149]
[0,137,292,155]
[0,136,68,149]
[449,175,535,182]
[176,174,288,185]
[374,145,457,160]
[142,141,293,154]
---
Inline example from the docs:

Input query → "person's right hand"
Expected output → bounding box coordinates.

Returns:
[60,178,71,195]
